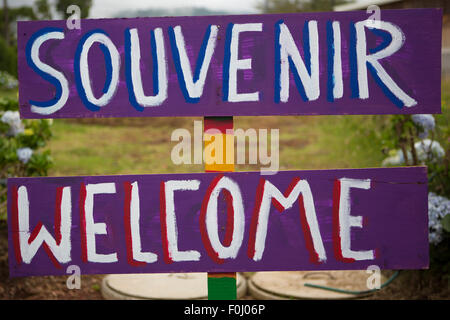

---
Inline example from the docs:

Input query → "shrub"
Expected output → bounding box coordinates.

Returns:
[0,97,53,220]
[381,110,450,278]
[0,71,18,90]
[0,37,17,78]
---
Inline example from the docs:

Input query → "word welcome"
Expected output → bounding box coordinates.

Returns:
[8,168,428,277]
[17,9,442,119]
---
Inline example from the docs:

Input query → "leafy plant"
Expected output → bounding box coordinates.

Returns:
[381,113,449,197]
[0,70,17,90]
[381,108,450,276]
[0,97,53,220]
[442,215,450,233]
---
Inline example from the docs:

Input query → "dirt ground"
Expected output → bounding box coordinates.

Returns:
[0,220,448,300]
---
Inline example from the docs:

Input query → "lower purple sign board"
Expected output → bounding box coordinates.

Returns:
[7,167,428,277]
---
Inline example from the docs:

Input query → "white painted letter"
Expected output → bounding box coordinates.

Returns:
[202,176,245,260]
[171,25,218,101]
[162,180,201,262]
[127,182,158,263]
[249,179,326,262]
[277,21,320,102]
[84,183,118,263]
[16,186,72,264]
[330,21,343,100]
[336,178,375,261]
[226,23,263,102]
[78,32,120,108]
[354,20,417,107]
[127,28,168,108]
[28,29,69,115]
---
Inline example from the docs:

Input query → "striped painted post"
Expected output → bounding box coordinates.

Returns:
[204,116,237,300]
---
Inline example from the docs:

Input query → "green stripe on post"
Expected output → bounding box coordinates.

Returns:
[208,273,237,300]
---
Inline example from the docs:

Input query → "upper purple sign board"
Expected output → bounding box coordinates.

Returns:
[17,9,442,119]
[8,167,428,277]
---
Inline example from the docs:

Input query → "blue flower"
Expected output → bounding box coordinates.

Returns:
[428,192,450,245]
[16,147,33,164]
[1,110,24,136]
[418,129,429,139]
[412,114,435,131]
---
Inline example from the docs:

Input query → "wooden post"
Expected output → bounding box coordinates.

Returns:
[204,116,237,300]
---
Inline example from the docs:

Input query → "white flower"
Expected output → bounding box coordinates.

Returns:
[382,153,403,166]
[1,110,24,137]
[415,139,445,163]
[382,140,445,166]
[8,121,24,136]
[0,71,18,89]
[16,147,33,164]
[1,110,20,125]
[382,149,412,166]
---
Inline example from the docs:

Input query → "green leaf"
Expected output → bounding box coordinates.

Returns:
[442,215,450,233]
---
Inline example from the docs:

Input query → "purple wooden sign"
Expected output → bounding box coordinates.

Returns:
[17,9,441,119]
[8,167,428,277]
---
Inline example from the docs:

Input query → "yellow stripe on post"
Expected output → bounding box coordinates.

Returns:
[204,132,235,172]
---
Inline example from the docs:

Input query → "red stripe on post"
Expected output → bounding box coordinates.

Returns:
[204,117,234,134]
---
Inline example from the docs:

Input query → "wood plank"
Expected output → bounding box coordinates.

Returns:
[17,9,442,119]
[7,167,428,277]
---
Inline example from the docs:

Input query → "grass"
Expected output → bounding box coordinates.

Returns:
[44,80,449,177]
[0,88,17,100]
[47,115,379,176]
[0,79,445,178]
[233,114,388,172]
[46,114,397,177]
[47,119,205,176]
